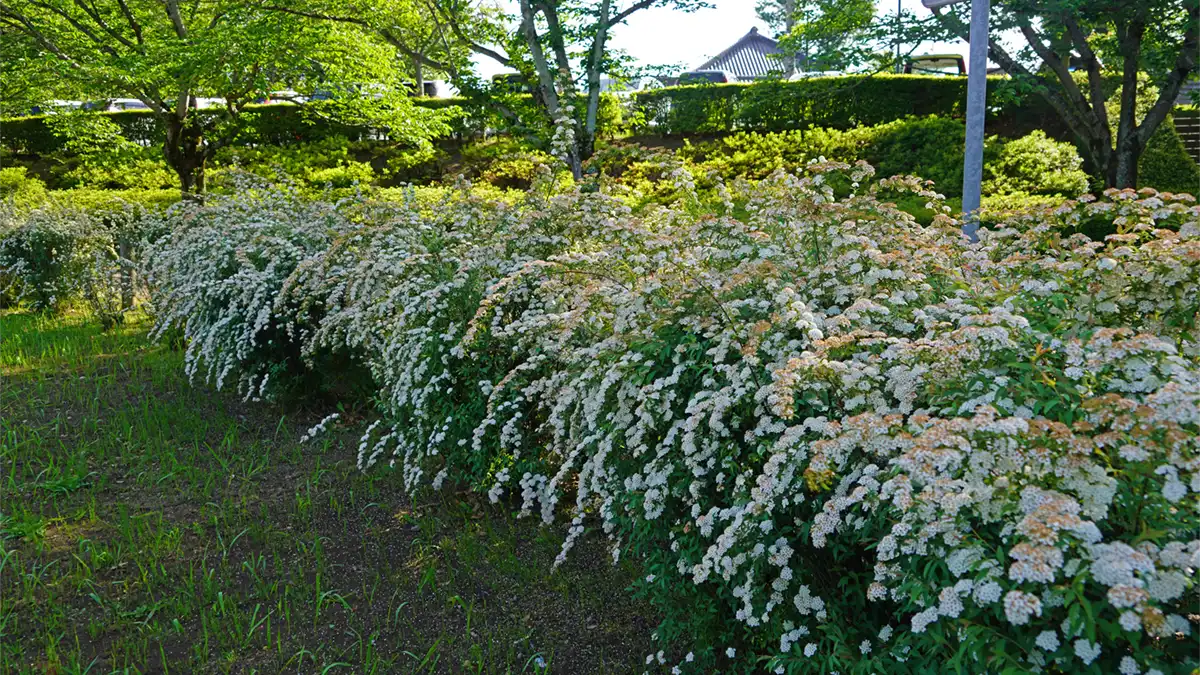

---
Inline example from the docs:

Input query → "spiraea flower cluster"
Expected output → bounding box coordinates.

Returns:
[146,165,1200,673]
[1,199,154,317]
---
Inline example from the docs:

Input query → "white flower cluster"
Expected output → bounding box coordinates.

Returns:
[147,166,1200,673]
[0,200,149,313]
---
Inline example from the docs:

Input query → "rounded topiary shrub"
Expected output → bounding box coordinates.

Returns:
[984,130,1090,196]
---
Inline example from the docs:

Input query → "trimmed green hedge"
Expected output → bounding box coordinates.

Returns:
[1,93,623,156]
[0,99,497,155]
[629,75,1064,136]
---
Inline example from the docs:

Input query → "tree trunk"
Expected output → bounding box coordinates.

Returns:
[164,116,208,200]
[1113,140,1141,189]
[414,58,425,96]
[583,0,611,163]
[785,0,798,74]
[517,0,583,179]
[1077,134,1110,187]
[1112,15,1145,190]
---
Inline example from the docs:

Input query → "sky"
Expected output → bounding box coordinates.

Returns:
[472,0,975,80]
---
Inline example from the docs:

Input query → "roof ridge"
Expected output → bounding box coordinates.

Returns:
[696,28,787,79]
[696,28,779,73]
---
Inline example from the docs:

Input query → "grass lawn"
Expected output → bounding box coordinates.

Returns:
[0,309,656,674]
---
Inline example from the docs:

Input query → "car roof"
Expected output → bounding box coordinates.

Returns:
[909,54,963,61]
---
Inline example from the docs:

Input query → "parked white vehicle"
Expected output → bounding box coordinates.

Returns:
[104,98,151,111]
[33,100,86,114]
[788,70,844,80]
[423,80,457,98]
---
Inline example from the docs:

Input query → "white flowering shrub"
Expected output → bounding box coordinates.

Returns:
[143,179,384,400]
[0,198,164,318]
[0,203,119,312]
[147,164,1200,673]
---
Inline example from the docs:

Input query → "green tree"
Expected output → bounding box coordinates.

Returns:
[0,0,447,196]
[430,0,710,177]
[930,0,1198,188]
[255,0,484,95]
[758,0,877,73]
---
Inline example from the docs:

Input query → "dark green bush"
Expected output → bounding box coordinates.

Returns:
[860,117,968,191]
[981,130,1090,196]
[1139,116,1200,195]
[0,205,104,310]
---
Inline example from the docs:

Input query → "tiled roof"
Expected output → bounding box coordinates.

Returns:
[696,28,787,81]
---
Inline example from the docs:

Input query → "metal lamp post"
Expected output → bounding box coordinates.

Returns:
[922,0,989,242]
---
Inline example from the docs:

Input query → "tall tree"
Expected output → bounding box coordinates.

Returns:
[930,0,1198,188]
[0,0,444,196]
[431,0,710,177]
[757,0,876,73]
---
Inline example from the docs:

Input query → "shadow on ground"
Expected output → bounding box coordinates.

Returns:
[0,309,658,674]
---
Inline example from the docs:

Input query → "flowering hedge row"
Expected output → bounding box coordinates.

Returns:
[144,167,1200,673]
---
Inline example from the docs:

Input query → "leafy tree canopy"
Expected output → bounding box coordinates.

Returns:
[929,0,1198,187]
[0,0,455,193]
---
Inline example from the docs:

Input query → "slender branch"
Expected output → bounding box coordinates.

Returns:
[163,0,186,37]
[256,4,454,72]
[380,27,454,71]
[27,0,120,56]
[114,0,142,45]
[536,0,573,90]
[585,0,612,138]
[1061,13,1106,133]
[426,0,510,67]
[607,0,655,29]
[423,0,462,77]
[72,0,136,49]
[1014,14,1091,129]
[1113,6,1148,163]
[0,5,84,67]
[931,6,1099,166]
[517,0,559,113]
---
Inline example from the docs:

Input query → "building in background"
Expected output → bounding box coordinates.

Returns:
[693,28,790,82]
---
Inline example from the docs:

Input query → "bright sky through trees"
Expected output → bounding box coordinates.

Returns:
[471,0,973,78]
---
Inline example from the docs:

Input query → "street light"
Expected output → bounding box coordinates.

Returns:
[922,0,989,242]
